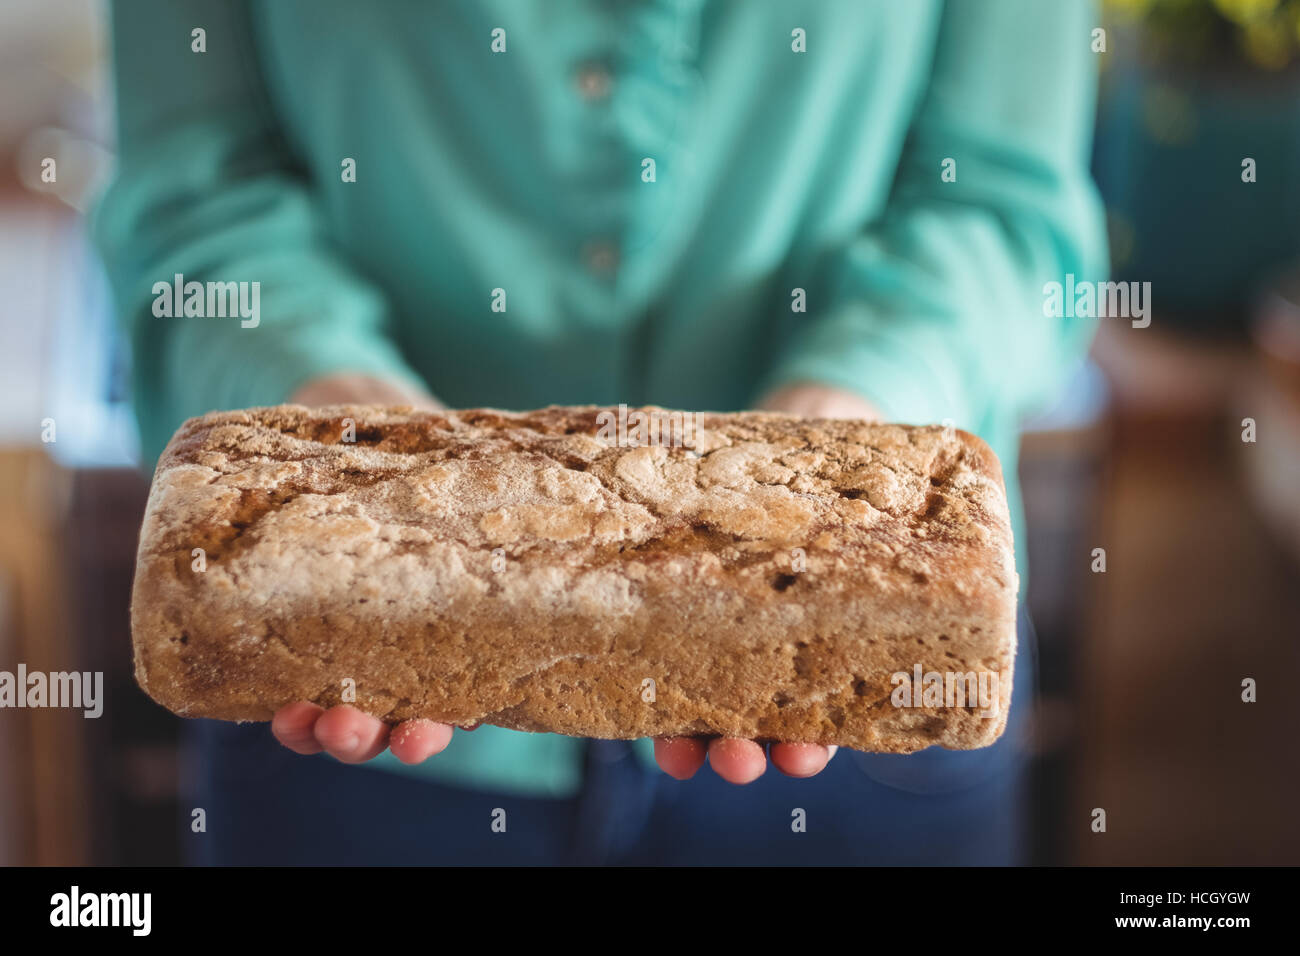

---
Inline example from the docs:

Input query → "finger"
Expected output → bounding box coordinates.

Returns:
[271,701,327,755]
[770,742,835,778]
[313,705,391,763]
[388,719,454,765]
[654,737,708,780]
[707,737,767,785]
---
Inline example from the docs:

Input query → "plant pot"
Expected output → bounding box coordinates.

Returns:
[1092,41,1300,335]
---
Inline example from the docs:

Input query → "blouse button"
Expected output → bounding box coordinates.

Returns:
[574,62,613,102]
[583,240,620,275]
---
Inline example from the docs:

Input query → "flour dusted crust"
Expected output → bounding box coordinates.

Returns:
[130,405,1018,751]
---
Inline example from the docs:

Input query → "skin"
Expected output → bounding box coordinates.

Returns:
[272,374,879,783]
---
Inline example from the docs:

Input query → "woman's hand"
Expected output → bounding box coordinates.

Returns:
[288,372,444,410]
[272,703,455,764]
[653,738,839,784]
[755,381,883,422]
[651,382,882,784]
[272,373,452,764]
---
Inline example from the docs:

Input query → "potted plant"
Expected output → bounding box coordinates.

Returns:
[1093,0,1300,334]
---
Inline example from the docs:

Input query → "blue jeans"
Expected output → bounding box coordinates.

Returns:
[185,612,1036,865]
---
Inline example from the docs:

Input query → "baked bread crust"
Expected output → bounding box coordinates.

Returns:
[130,404,1018,752]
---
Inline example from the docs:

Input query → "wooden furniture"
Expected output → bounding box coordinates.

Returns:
[0,448,87,864]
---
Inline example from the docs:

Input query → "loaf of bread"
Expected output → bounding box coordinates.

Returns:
[130,404,1018,752]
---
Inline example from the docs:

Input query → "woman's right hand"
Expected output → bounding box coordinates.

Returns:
[272,703,455,765]
[272,373,453,764]
[288,372,444,411]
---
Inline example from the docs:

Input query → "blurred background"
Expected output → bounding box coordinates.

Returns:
[1,0,1297,865]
